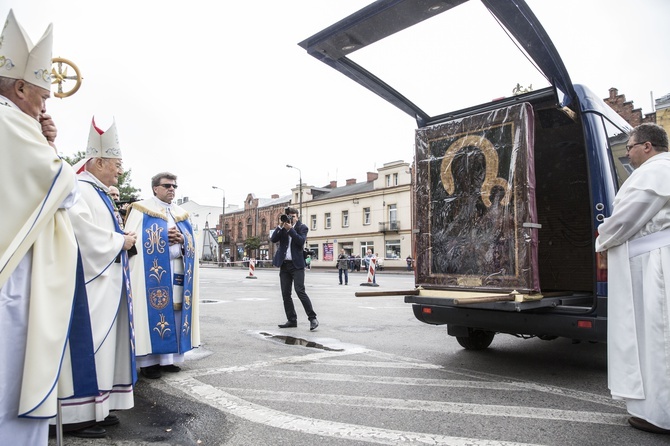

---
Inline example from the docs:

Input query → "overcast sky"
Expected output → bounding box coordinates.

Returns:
[4,0,668,208]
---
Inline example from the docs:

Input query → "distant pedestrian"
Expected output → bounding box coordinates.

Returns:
[337,249,349,285]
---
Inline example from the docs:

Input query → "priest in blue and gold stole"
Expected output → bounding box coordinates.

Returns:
[125,172,200,380]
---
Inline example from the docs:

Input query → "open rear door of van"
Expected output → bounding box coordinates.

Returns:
[299,0,577,126]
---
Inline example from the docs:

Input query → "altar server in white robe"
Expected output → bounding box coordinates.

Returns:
[0,9,87,445]
[57,118,138,438]
[595,122,670,435]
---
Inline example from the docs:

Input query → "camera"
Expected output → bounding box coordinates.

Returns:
[115,198,138,217]
[280,214,293,223]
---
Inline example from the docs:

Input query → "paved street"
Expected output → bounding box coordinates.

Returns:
[50,266,666,446]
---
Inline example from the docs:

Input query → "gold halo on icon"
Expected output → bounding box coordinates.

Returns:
[439,134,509,207]
[51,57,82,98]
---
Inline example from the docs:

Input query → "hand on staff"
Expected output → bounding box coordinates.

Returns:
[39,113,58,150]
[123,231,137,250]
[168,227,184,245]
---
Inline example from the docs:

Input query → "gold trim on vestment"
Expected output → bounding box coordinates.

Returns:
[129,202,166,220]
[128,202,190,222]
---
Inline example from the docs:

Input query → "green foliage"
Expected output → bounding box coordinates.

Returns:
[60,150,86,166]
[244,236,262,252]
[60,150,141,200]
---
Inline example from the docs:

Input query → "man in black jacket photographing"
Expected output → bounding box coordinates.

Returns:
[271,207,318,330]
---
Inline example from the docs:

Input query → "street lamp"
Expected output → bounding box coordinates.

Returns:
[286,164,302,217]
[212,186,225,265]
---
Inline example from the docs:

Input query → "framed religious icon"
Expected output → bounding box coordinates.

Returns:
[414,102,540,292]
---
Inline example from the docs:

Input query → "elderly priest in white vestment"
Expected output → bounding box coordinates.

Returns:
[0,9,95,445]
[595,122,670,435]
[56,118,139,438]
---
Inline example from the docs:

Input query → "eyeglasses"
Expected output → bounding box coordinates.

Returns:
[158,184,178,189]
[625,141,647,152]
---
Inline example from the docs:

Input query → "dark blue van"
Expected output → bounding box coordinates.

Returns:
[300,0,633,349]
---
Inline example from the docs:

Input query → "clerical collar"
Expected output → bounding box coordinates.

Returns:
[78,170,109,192]
[152,196,173,209]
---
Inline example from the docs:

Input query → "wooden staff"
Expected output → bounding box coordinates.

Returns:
[451,294,515,305]
[355,289,420,297]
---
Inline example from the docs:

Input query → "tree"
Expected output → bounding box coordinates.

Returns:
[60,150,141,201]
[244,236,262,259]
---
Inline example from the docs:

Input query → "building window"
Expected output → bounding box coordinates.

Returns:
[388,204,397,229]
[325,213,331,229]
[311,214,317,231]
[385,239,401,259]
[261,219,267,237]
[308,243,319,260]
[393,172,398,185]
[363,207,371,225]
[361,241,374,258]
[237,222,243,240]
[342,210,349,228]
[247,217,252,238]
[385,174,391,187]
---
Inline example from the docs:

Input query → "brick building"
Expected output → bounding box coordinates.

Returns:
[214,160,413,270]
[603,87,656,126]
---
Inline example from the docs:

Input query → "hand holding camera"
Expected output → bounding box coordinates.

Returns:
[280,213,294,230]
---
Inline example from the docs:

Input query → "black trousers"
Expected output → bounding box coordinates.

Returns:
[279,261,317,322]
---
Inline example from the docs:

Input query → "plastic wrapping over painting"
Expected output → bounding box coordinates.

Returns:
[414,103,539,291]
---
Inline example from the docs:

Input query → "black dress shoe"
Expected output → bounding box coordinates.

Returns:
[161,364,182,373]
[140,364,162,379]
[278,321,297,328]
[310,318,319,331]
[98,414,120,427]
[68,425,107,439]
[629,417,670,434]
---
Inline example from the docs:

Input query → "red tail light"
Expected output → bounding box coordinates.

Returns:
[422,307,432,315]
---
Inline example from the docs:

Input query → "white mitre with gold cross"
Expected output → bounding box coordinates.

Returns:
[0,9,53,90]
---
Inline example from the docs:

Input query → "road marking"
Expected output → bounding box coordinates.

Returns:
[249,369,533,391]
[165,375,543,446]
[157,348,627,444]
[364,350,625,409]
[225,388,627,426]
